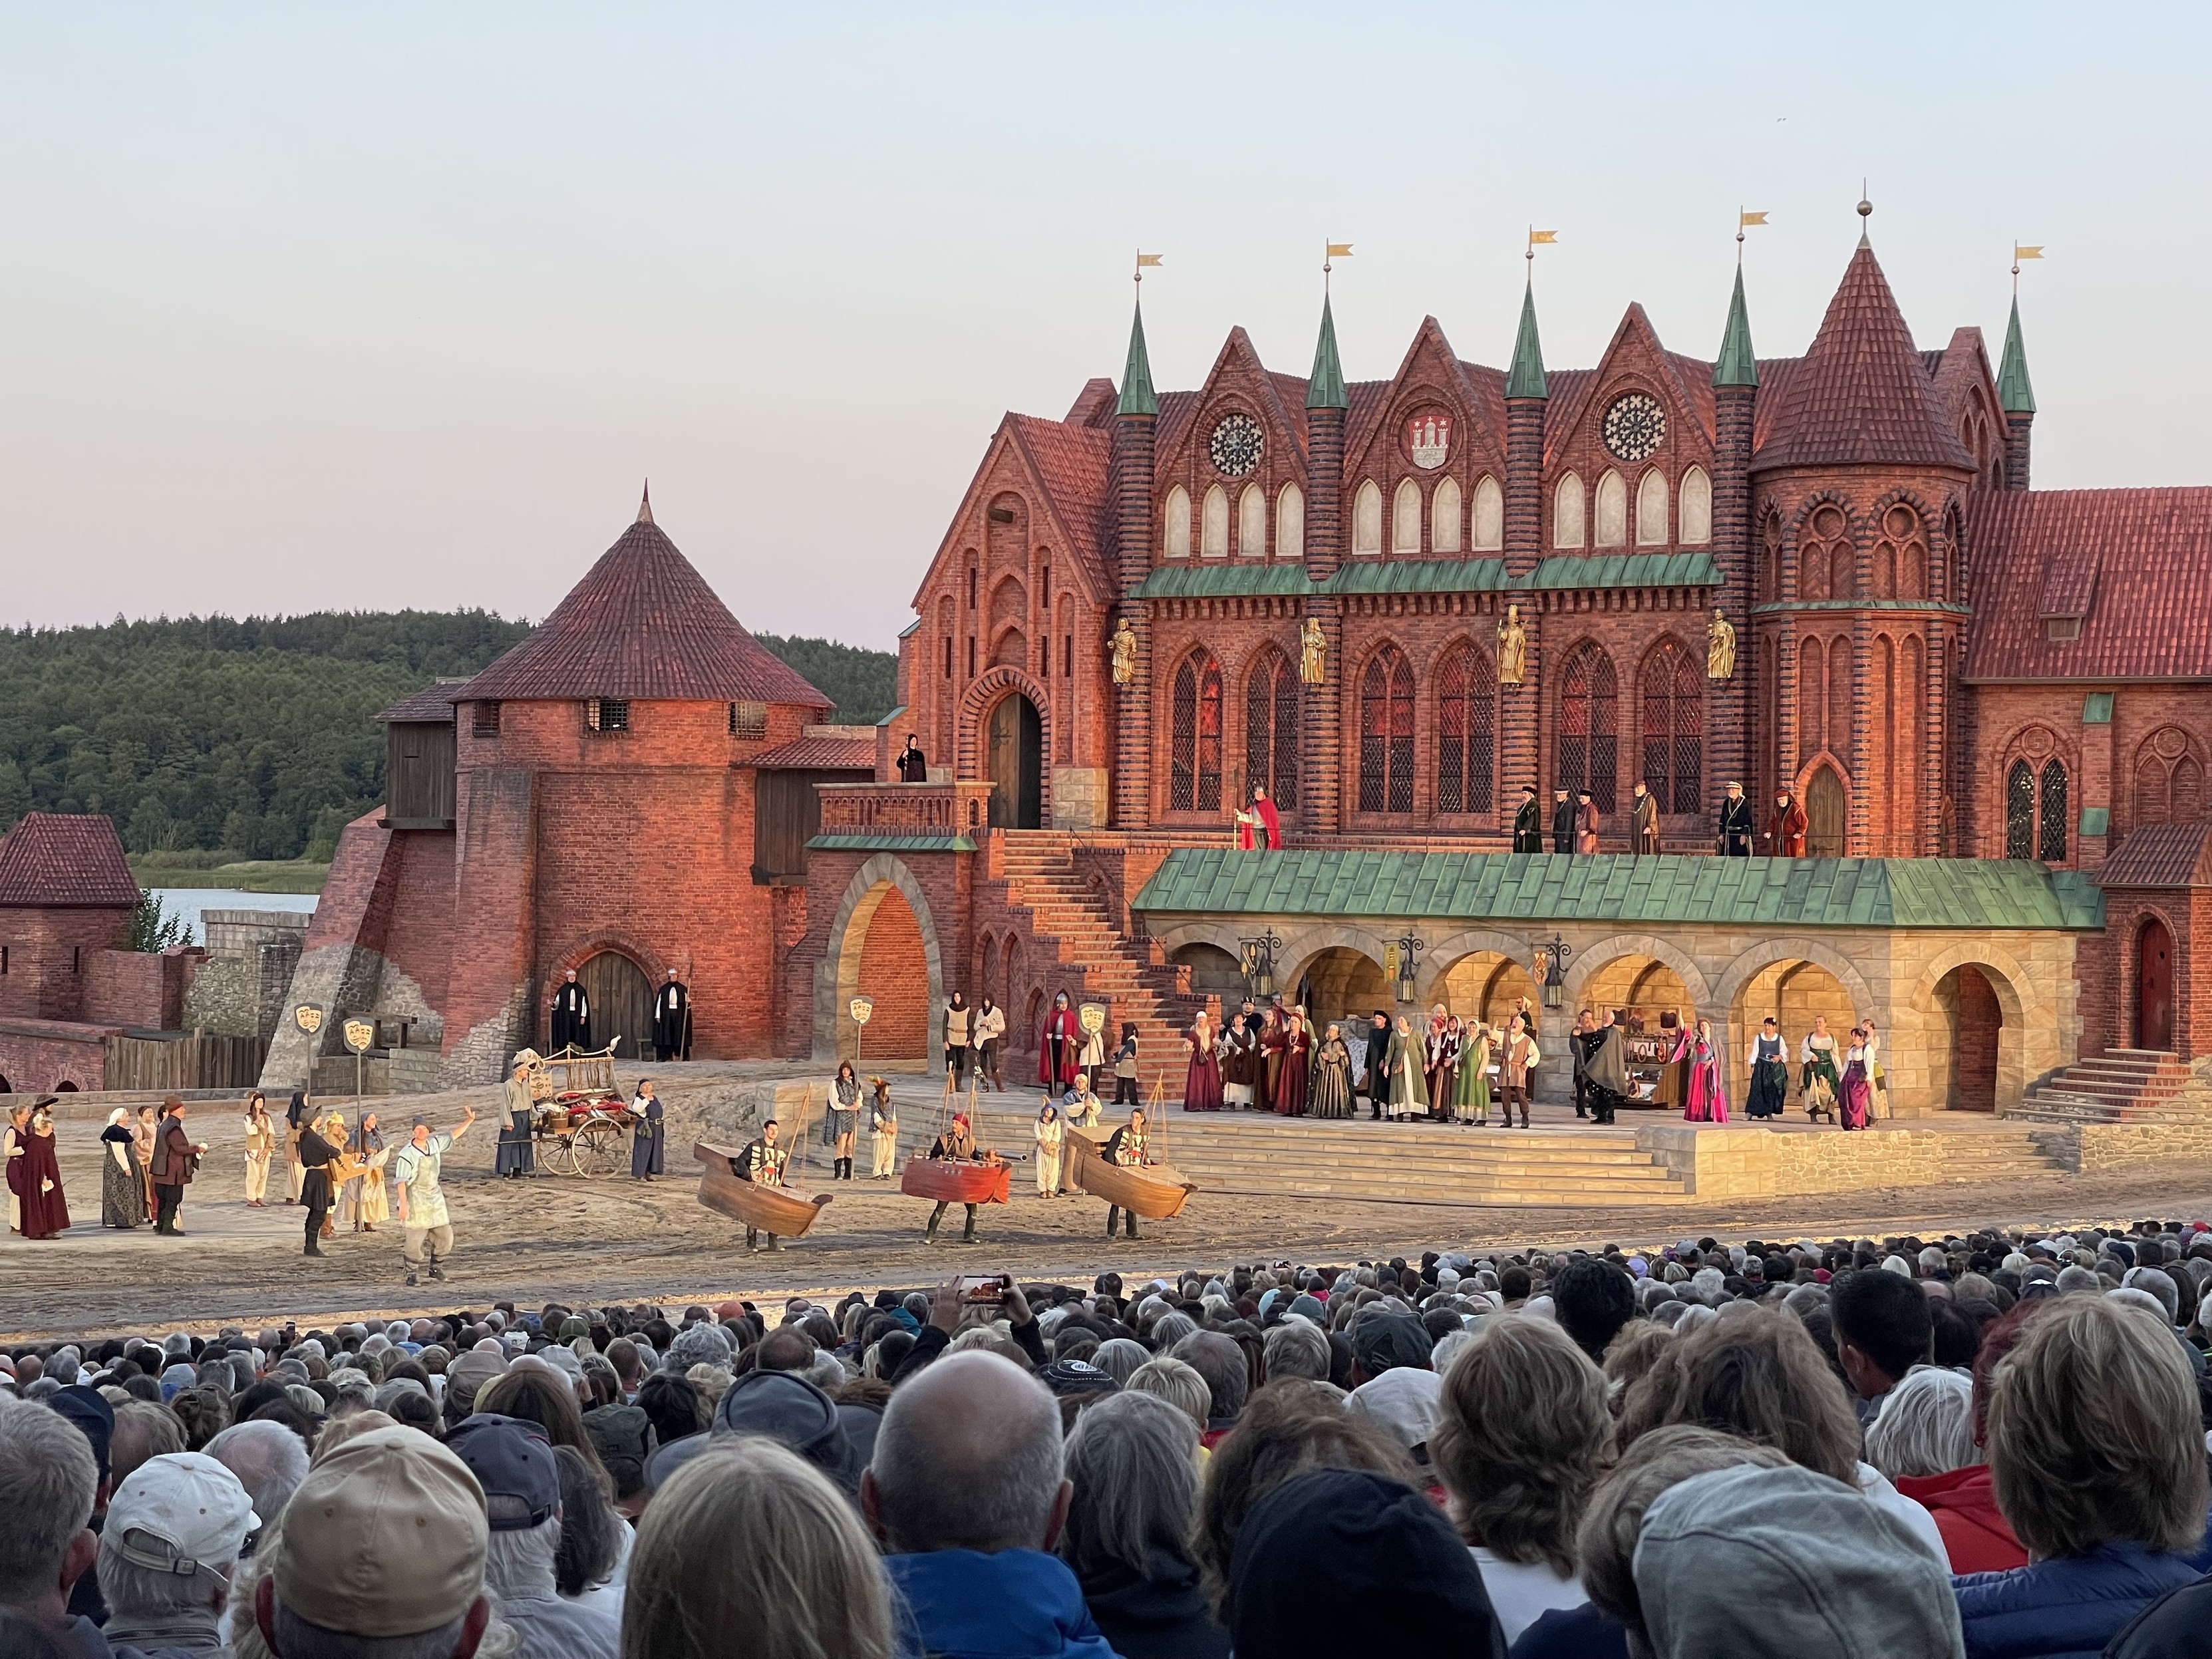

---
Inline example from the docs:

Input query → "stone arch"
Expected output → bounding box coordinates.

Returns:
[1905,941,2044,1112]
[1279,925,1398,993]
[1714,937,1878,1023]
[956,664,1055,819]
[546,929,673,988]
[1414,928,1540,1007]
[1561,934,1714,1017]
[814,853,947,1067]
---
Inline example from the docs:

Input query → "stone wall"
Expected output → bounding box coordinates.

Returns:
[184,911,308,1040]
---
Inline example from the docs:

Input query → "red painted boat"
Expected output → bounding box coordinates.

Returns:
[900,1157,1011,1205]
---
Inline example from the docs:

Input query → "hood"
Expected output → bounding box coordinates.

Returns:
[885,1549,1118,1659]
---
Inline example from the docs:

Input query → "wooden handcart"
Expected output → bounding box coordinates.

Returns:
[514,1042,631,1175]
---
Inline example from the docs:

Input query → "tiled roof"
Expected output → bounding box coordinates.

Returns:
[457,518,830,708]
[745,734,878,772]
[1753,247,1975,474]
[1963,488,2212,681]
[0,812,142,908]
[1134,849,2104,931]
[374,681,465,723]
[1005,415,1113,599]
[2096,823,2212,889]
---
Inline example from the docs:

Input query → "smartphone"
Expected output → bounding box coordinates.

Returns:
[957,1274,1006,1304]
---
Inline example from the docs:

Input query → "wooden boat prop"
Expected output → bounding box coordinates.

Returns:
[899,1157,1011,1205]
[1066,1126,1195,1221]
[693,1141,832,1237]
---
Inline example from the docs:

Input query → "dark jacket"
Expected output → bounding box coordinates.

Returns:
[1076,1555,1229,1659]
[152,1119,196,1187]
[885,1548,1118,1659]
[1953,1541,2207,1659]
[2104,1572,2212,1659]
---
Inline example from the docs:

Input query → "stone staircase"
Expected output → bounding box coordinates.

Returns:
[2006,1049,2208,1126]
[969,1108,1691,1207]
[990,833,1201,1098]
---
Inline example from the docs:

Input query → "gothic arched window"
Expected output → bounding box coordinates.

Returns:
[1556,642,1619,813]
[2004,760,2035,859]
[1358,647,1416,814]
[1243,649,1299,812]
[1635,470,1669,546]
[1553,473,1585,549]
[1800,504,1850,601]
[1436,643,1496,815]
[2038,758,2068,863]
[1471,476,1504,551]
[1680,467,1712,545]
[1170,650,1223,812]
[1162,486,1191,559]
[1352,481,1383,556]
[1392,479,1422,555]
[1639,639,1704,813]
[1432,476,1464,554]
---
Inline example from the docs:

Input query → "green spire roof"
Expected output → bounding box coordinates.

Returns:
[1997,296,2036,415]
[1117,297,1158,417]
[1305,294,1347,410]
[1713,265,1759,389]
[1505,278,1547,400]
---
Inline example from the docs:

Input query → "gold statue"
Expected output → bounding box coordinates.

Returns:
[1110,617,1139,686]
[1299,617,1327,686]
[1497,604,1527,684]
[1706,607,1737,680]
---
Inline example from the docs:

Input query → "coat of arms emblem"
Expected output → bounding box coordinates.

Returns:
[1406,412,1452,470]
[293,1002,325,1036]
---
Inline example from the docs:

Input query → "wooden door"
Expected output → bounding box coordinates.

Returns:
[2137,919,2175,1052]
[987,693,1042,830]
[1806,766,1847,858]
[579,951,654,1062]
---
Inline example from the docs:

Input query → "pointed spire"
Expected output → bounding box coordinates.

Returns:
[1305,293,1348,410]
[1857,185,1874,251]
[1505,277,1547,400]
[637,480,654,526]
[1998,296,2036,414]
[1713,265,1759,389]
[1117,297,1158,417]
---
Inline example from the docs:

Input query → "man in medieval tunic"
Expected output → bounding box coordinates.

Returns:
[1764,789,1809,857]
[1250,786,1282,851]
[1717,782,1756,856]
[1551,788,1576,853]
[1100,1108,1154,1241]
[1037,992,1082,1096]
[653,970,693,1062]
[1575,791,1601,854]
[550,969,591,1051]
[1512,784,1543,852]
[1584,1012,1633,1126]
[1631,781,1661,855]
[733,1120,788,1251]
[496,1058,537,1178]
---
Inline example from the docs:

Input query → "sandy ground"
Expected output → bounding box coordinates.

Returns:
[7,1066,2211,1338]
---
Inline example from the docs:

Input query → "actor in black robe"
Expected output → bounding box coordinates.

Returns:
[1584,1016,1633,1124]
[1717,784,1756,857]
[1511,786,1543,852]
[1551,789,1577,854]
[297,1121,339,1257]
[653,973,692,1061]
[551,971,591,1050]
[897,734,929,783]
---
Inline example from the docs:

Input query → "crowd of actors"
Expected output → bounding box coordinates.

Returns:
[1505,780,1810,856]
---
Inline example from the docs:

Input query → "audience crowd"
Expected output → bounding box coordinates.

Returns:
[5,1218,2212,1658]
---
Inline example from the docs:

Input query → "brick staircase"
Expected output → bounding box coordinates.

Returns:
[2005,1049,2207,1126]
[990,832,1202,1098]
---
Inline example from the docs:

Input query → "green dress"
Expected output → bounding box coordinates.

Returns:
[1453,1033,1491,1120]
[1386,1029,1428,1116]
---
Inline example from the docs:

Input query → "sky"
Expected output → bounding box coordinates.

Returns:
[5,4,2208,653]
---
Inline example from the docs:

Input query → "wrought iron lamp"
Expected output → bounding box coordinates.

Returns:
[1391,933,1426,1005]
[1239,927,1283,1000]
[1537,935,1573,1010]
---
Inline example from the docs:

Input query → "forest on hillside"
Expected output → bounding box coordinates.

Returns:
[0,613,897,861]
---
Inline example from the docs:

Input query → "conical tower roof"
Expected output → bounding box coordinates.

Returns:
[460,506,831,707]
[1505,278,1547,400]
[1305,294,1348,410]
[1713,265,1759,389]
[1118,297,1158,417]
[1998,297,2036,414]
[1755,245,1973,472]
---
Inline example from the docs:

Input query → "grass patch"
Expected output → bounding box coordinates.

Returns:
[128,857,330,894]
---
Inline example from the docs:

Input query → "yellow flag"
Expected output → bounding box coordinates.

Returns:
[2013,243,2044,261]
[1529,229,1559,245]
[1740,210,1769,227]
[1136,252,1163,268]
[1327,241,1353,259]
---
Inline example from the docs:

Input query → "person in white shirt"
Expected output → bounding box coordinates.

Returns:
[972,996,1007,1092]
[393,1106,478,1287]
[1032,1102,1064,1197]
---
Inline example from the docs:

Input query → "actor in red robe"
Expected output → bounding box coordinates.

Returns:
[1765,790,1809,857]
[1251,786,1282,850]
[1037,992,1082,1090]
[16,1110,69,1239]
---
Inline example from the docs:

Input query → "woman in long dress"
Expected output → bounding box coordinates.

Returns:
[868,1080,899,1179]
[629,1078,665,1181]
[1309,1024,1354,1118]
[3,1104,26,1233]
[1273,1012,1312,1116]
[1799,1014,1842,1120]
[1671,1018,1730,1123]
[825,1064,862,1181]
[1385,1016,1428,1122]
[18,1107,69,1239]
[100,1108,144,1229]
[1454,1022,1493,1125]
[134,1104,160,1221]
[1839,1027,1874,1131]
[1033,1102,1064,1198]
[340,1112,386,1231]
[1038,992,1082,1096]
[1745,1018,1790,1120]
[1184,1016,1223,1111]
[241,1094,275,1207]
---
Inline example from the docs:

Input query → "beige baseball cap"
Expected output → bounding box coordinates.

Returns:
[273,1426,488,1638]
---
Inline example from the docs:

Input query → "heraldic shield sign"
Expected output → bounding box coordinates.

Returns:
[342,1018,377,1054]
[849,996,875,1026]
[293,1002,325,1036]
[1406,412,1452,470]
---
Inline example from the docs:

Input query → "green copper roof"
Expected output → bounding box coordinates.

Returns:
[1713,266,1759,389]
[1327,559,1509,596]
[1131,552,1721,602]
[1525,553,1720,589]
[1997,297,2036,415]
[1505,279,1547,400]
[1133,849,2104,931]
[808,833,977,854]
[1129,564,1317,601]
[1117,299,1158,417]
[1305,295,1348,410]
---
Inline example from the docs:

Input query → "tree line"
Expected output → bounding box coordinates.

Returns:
[0,612,895,861]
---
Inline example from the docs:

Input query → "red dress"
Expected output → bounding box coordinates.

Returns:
[1184,1029,1223,1111]
[1037,1008,1082,1088]
[1273,1027,1311,1115]
[1255,795,1282,849]
[17,1130,69,1239]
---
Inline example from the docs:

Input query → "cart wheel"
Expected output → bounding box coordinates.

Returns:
[581,1124,626,1176]
[542,1138,581,1177]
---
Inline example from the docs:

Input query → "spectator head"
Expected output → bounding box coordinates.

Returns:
[108,1401,187,1490]
[626,1440,893,1659]
[1864,1366,1979,1481]
[1192,1381,1412,1602]
[1168,1332,1248,1426]
[97,1451,257,1627]
[1124,1357,1211,1432]
[447,1416,562,1613]
[263,1426,497,1658]
[1348,1312,1432,1382]
[1263,1319,1331,1384]
[709,1371,860,1494]
[1577,1426,1790,1652]
[474,1367,596,1469]
[1432,1315,1611,1577]
[1621,1306,1860,1485]
[1090,1338,1150,1386]
[205,1421,310,1531]
[636,1372,706,1449]
[43,1386,114,1495]
[1344,1368,1443,1463]
[1222,1469,1502,1659]
[0,1395,100,1623]
[1987,1294,2210,1559]
[1830,1269,1934,1400]
[581,1404,657,1505]
[1058,1392,1202,1588]
[1552,1258,1637,1365]
[862,1352,1068,1555]
[752,1326,816,1374]
[169,1385,232,1451]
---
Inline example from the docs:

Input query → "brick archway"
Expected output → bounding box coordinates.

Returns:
[814,855,947,1068]
[957,666,1055,825]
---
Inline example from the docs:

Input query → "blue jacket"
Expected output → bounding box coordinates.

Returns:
[887,1548,1122,1659]
[1953,1541,2206,1659]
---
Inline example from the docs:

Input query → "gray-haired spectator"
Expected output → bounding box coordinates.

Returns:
[1090,1339,1150,1387]
[448,1416,620,1659]
[0,1396,103,1654]
[1124,1358,1211,1434]
[1865,1365,1980,1482]
[1167,1332,1247,1439]
[204,1420,310,1540]
[1262,1320,1331,1384]
[110,1402,188,1491]
[98,1451,257,1655]
[664,1322,734,1374]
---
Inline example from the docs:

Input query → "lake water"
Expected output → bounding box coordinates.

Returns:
[150,888,319,945]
